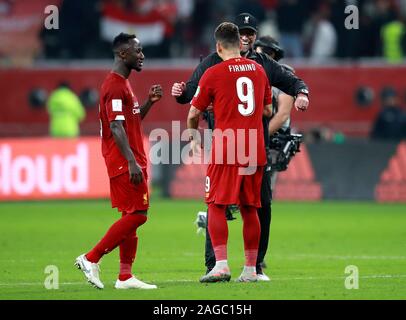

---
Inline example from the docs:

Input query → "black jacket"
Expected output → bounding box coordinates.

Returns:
[176,50,309,105]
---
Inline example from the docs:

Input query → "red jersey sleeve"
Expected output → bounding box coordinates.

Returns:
[105,85,127,123]
[191,70,213,111]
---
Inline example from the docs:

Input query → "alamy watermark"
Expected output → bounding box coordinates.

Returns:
[44,5,59,30]
[344,265,359,289]
[44,265,59,289]
[345,5,359,30]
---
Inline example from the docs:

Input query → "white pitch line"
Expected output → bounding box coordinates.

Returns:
[1,275,406,287]
[274,274,406,281]
[272,254,406,260]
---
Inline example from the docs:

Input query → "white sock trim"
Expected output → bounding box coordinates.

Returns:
[215,260,229,269]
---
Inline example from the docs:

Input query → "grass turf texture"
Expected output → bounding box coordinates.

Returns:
[0,199,405,300]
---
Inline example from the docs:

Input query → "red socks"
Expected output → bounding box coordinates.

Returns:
[118,232,138,281]
[208,204,228,261]
[86,213,147,264]
[240,205,260,266]
[208,203,260,266]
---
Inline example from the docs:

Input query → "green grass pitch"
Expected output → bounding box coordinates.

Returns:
[0,198,405,300]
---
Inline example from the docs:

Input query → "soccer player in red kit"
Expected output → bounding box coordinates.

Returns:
[187,22,272,282]
[75,33,163,290]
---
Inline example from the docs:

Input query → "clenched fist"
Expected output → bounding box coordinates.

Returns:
[294,93,309,111]
[171,82,186,97]
[148,84,163,103]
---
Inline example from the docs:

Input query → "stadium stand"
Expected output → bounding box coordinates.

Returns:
[273,145,322,201]
[169,161,207,199]
[0,0,61,65]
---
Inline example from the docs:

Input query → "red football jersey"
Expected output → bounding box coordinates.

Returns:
[191,57,272,167]
[99,72,147,178]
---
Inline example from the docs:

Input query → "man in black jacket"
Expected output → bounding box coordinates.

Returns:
[171,13,310,281]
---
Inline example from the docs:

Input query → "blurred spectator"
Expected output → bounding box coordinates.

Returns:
[0,0,52,65]
[305,126,345,144]
[15,0,406,61]
[47,82,86,138]
[358,0,398,58]
[329,0,355,59]
[0,0,12,15]
[40,0,106,59]
[237,0,266,22]
[381,12,406,63]
[169,0,195,57]
[276,0,307,58]
[195,0,230,56]
[370,88,406,141]
[400,0,406,17]
[188,0,212,57]
[303,1,337,62]
[59,0,100,59]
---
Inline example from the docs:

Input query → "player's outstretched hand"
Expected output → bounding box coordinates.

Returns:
[148,84,163,103]
[171,82,186,97]
[128,159,143,185]
[294,93,309,111]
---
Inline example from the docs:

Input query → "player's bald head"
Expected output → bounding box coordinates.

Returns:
[214,22,240,50]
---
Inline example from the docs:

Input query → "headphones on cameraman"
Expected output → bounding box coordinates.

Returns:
[254,38,285,61]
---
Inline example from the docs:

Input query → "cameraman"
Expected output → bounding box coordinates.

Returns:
[254,36,301,190]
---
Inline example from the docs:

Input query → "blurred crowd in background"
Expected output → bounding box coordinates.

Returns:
[1,0,406,65]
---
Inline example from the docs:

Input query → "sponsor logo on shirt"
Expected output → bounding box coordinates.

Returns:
[112,99,122,112]
[132,101,140,114]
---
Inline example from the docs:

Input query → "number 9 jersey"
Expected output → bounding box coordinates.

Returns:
[191,57,272,167]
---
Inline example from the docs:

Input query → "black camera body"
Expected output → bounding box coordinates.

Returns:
[269,131,303,172]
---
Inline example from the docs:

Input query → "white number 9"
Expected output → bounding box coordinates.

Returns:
[205,176,210,193]
[236,77,255,116]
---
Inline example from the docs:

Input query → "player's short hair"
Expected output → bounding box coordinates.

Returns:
[214,22,240,50]
[112,32,137,53]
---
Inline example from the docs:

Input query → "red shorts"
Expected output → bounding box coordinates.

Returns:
[205,165,264,208]
[110,169,149,213]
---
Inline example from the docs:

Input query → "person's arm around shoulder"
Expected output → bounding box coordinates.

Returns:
[172,53,221,104]
[260,53,310,112]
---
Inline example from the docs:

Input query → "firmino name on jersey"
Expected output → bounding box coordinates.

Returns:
[228,63,257,73]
